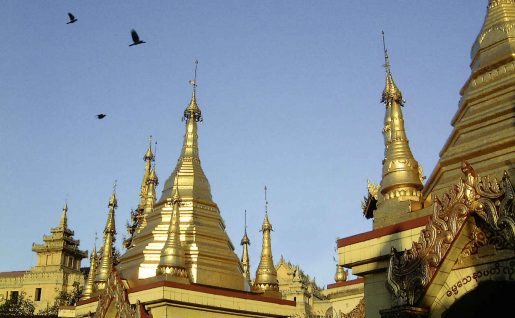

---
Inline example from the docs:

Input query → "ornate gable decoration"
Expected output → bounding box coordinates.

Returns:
[95,270,141,318]
[362,180,379,219]
[325,298,365,318]
[386,162,514,306]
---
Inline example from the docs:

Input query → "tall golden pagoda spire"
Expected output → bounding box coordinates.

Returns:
[138,165,158,231]
[379,32,424,202]
[157,178,189,280]
[139,136,155,209]
[159,60,212,202]
[125,139,157,249]
[240,209,251,286]
[81,243,98,300]
[95,187,117,290]
[252,186,280,297]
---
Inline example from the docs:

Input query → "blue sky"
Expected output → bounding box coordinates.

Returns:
[0,1,487,287]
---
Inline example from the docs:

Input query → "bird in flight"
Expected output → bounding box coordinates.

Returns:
[129,29,146,46]
[96,114,107,119]
[67,13,77,24]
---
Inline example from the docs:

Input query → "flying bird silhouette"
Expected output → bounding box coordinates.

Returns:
[96,114,107,119]
[67,13,77,24]
[129,29,146,46]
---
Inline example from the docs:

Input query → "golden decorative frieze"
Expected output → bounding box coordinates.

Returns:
[386,162,514,306]
[470,61,515,88]
[478,21,515,44]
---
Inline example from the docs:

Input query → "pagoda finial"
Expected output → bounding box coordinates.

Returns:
[334,264,348,283]
[95,189,117,290]
[59,201,68,229]
[109,182,118,208]
[184,60,202,122]
[241,210,251,286]
[381,31,404,106]
[378,33,424,202]
[262,186,272,231]
[144,135,154,161]
[252,186,279,296]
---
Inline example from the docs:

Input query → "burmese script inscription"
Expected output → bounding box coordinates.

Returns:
[446,260,515,297]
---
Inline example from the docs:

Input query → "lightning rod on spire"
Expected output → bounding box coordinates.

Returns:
[189,59,199,91]
[154,140,158,166]
[244,209,247,230]
[264,186,268,214]
[382,31,391,73]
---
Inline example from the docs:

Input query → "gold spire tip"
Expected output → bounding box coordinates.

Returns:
[109,181,118,207]
[144,135,155,161]
[184,60,202,122]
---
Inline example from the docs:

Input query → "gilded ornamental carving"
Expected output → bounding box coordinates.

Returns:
[386,162,514,306]
[95,270,140,318]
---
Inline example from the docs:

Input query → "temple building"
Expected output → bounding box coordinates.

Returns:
[0,204,88,313]
[1,1,513,317]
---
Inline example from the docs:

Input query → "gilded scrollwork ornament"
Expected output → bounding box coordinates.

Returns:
[385,162,514,306]
[94,270,142,318]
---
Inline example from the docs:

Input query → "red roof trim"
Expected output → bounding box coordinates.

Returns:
[58,305,76,310]
[327,277,364,289]
[128,280,295,306]
[337,215,431,247]
[76,296,98,306]
[0,271,26,278]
